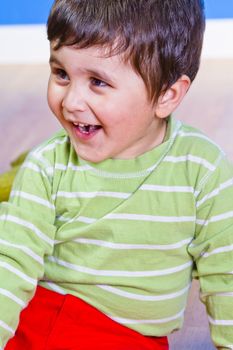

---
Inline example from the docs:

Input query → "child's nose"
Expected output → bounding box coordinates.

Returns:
[62,84,87,113]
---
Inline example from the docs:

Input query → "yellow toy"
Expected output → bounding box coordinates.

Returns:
[0,152,28,202]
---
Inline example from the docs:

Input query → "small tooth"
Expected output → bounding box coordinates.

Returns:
[73,122,89,127]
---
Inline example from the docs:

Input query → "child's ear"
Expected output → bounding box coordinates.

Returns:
[155,75,191,119]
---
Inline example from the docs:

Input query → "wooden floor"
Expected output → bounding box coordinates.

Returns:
[1,59,233,349]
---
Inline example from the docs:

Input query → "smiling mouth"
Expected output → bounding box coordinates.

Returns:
[73,122,102,135]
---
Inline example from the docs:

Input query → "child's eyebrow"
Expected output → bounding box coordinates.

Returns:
[49,55,61,65]
[49,55,116,84]
[85,69,116,84]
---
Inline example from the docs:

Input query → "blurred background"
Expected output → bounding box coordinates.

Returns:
[0,1,233,349]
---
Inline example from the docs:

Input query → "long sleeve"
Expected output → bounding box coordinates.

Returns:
[0,153,56,348]
[188,155,233,349]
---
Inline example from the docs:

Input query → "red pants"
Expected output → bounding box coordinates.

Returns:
[6,286,169,350]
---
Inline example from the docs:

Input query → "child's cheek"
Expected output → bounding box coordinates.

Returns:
[47,82,60,116]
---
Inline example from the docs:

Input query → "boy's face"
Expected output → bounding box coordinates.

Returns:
[48,44,166,163]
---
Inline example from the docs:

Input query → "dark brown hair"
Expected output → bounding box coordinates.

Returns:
[47,0,205,103]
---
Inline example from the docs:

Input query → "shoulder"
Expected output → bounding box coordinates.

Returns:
[27,129,74,168]
[165,118,230,190]
[32,129,69,157]
[172,120,225,165]
[16,129,76,182]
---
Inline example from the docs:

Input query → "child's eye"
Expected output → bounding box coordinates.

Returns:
[53,68,69,81]
[90,77,107,87]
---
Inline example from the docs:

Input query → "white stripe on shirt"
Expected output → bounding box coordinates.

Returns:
[196,211,233,226]
[0,238,43,265]
[178,130,223,152]
[34,137,68,156]
[105,213,195,223]
[208,315,233,326]
[10,191,55,210]
[212,292,233,297]
[55,163,92,172]
[0,288,26,307]
[140,184,194,193]
[164,155,216,171]
[48,256,192,277]
[57,215,97,224]
[53,191,131,200]
[0,215,54,246]
[73,237,192,250]
[196,178,233,208]
[44,282,66,295]
[21,161,48,177]
[109,308,185,325]
[202,244,233,258]
[0,320,14,334]
[97,284,191,301]
[0,261,36,285]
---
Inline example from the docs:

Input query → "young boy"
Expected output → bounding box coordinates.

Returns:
[1,0,233,349]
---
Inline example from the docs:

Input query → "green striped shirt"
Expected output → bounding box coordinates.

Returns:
[1,117,233,349]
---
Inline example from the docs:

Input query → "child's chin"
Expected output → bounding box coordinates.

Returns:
[76,149,108,164]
